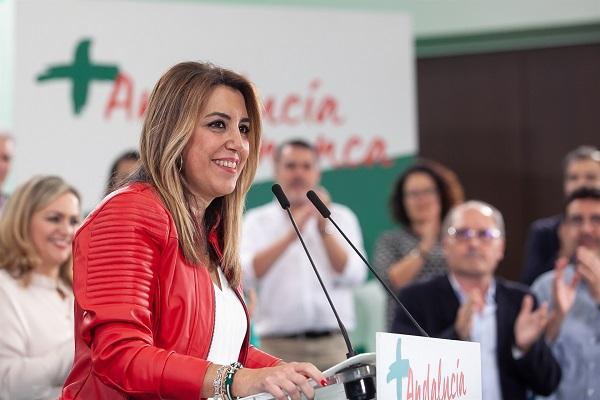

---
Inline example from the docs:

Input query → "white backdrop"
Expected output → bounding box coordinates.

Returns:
[14,0,415,210]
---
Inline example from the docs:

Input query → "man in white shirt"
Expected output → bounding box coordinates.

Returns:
[241,139,366,370]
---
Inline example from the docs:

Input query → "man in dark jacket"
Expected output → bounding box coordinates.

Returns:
[393,200,561,400]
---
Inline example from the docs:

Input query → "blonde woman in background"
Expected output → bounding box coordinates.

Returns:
[0,175,81,400]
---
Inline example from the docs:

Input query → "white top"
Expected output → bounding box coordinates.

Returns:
[207,267,247,366]
[0,269,74,400]
[241,201,366,336]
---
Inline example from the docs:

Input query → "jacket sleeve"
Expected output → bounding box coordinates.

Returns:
[245,346,281,369]
[73,192,208,400]
[513,338,562,396]
[391,287,431,337]
[521,221,557,286]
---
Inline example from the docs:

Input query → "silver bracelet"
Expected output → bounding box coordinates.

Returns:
[213,364,229,400]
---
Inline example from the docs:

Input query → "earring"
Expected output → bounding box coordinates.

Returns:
[177,155,183,172]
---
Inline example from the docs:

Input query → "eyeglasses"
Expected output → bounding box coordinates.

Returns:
[447,227,502,242]
[404,187,438,199]
[565,215,600,228]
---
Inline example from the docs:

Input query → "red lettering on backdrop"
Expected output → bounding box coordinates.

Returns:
[101,76,391,166]
[342,137,362,167]
[263,98,277,125]
[364,137,391,166]
[103,75,347,131]
[260,139,276,162]
[281,95,301,125]
[303,79,318,121]
[260,136,390,169]
[261,79,345,126]
[105,73,133,119]
[138,90,149,118]
[315,97,344,125]
[315,136,337,166]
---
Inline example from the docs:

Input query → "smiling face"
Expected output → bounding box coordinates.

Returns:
[182,85,250,205]
[29,192,80,275]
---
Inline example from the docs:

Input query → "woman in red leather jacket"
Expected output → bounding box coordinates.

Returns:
[61,62,324,400]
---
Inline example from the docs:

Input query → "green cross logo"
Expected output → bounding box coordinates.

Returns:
[387,337,411,400]
[37,39,120,115]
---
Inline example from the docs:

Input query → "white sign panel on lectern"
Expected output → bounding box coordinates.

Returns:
[377,332,482,400]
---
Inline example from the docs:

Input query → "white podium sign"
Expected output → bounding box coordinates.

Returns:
[377,332,482,400]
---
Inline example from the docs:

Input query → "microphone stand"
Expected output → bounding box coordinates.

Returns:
[271,185,375,400]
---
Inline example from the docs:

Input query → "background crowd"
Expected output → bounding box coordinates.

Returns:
[0,112,599,398]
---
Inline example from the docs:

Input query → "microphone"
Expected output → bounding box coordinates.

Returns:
[271,184,356,358]
[306,190,430,337]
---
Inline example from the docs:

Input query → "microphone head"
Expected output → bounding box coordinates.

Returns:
[306,190,331,218]
[271,184,290,210]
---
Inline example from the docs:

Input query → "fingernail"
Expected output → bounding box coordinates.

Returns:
[320,379,328,386]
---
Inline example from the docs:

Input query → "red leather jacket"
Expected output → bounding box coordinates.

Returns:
[61,183,279,399]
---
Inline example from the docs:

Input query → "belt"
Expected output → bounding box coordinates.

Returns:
[264,330,340,340]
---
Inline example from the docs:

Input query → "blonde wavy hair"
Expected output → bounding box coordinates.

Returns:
[136,61,261,287]
[0,175,81,287]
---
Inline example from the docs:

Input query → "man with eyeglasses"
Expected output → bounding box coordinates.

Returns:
[392,201,561,400]
[240,139,366,370]
[531,187,600,400]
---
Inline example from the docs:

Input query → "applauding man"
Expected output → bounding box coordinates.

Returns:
[241,139,366,370]
[393,201,561,400]
[532,187,600,400]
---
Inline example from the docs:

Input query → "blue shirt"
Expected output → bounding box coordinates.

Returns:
[449,275,502,400]
[532,266,600,400]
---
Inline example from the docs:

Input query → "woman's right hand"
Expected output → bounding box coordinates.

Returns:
[232,362,325,400]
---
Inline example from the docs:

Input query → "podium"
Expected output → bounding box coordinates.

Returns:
[241,333,482,400]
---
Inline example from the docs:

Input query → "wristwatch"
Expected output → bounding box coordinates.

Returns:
[409,246,427,260]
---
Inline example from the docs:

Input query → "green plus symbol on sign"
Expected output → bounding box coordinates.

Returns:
[37,39,120,115]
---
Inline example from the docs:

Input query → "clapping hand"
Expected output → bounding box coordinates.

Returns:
[454,290,484,341]
[514,295,549,353]
[575,247,600,303]
[553,257,579,317]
